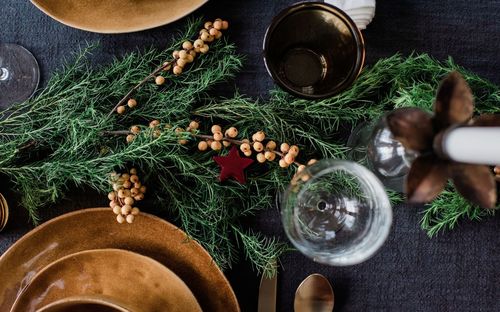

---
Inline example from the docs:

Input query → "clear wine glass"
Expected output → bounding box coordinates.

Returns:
[280,159,392,266]
[0,43,40,109]
[347,114,419,193]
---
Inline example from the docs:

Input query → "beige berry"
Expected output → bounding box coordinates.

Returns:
[200,44,210,54]
[241,139,250,144]
[213,131,223,141]
[253,142,264,152]
[189,120,200,129]
[279,159,289,168]
[178,139,188,145]
[240,142,251,152]
[127,98,137,108]
[117,214,125,224]
[108,192,116,201]
[222,20,229,30]
[134,182,142,189]
[198,141,209,151]
[194,39,205,48]
[301,174,311,182]
[223,140,231,147]
[201,32,210,41]
[256,153,266,163]
[149,120,160,128]
[131,207,140,215]
[265,151,276,161]
[252,131,265,142]
[117,105,126,114]
[126,214,135,224]
[173,66,183,75]
[182,41,193,50]
[209,28,219,36]
[153,129,162,138]
[307,159,318,166]
[131,188,140,196]
[189,49,197,58]
[177,58,187,68]
[140,186,147,194]
[266,141,277,151]
[155,75,165,85]
[124,197,134,206]
[280,143,290,153]
[109,200,117,208]
[289,145,299,156]
[297,165,306,173]
[211,141,222,150]
[130,168,137,175]
[162,62,171,71]
[215,31,223,39]
[225,127,238,138]
[121,205,132,215]
[172,50,180,59]
[185,54,194,63]
[122,180,131,189]
[121,173,130,180]
[213,20,223,30]
[205,35,215,43]
[126,134,135,143]
[211,125,222,134]
[112,205,121,215]
[244,150,252,157]
[130,175,139,183]
[204,21,213,29]
[284,153,295,165]
[178,50,188,60]
[130,125,140,134]
[134,193,145,201]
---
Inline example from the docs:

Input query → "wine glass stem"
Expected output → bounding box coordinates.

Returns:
[0,67,9,81]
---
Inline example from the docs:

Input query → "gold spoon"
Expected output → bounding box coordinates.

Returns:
[0,192,8,232]
[294,274,334,312]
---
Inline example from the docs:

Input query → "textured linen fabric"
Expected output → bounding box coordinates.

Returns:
[1,1,499,311]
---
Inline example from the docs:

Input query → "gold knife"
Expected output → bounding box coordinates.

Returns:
[257,263,277,312]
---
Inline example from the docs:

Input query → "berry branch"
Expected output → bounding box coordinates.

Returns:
[110,19,229,117]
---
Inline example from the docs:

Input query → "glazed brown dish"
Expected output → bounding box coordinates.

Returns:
[11,249,201,312]
[30,0,208,33]
[0,208,239,312]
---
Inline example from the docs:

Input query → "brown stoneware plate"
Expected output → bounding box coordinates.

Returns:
[30,0,208,33]
[11,249,202,312]
[0,208,239,312]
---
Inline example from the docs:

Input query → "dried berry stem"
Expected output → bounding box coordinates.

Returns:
[192,133,303,166]
[108,60,175,117]
[102,130,132,136]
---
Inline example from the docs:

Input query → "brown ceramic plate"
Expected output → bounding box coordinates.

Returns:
[11,249,202,312]
[30,0,208,33]
[0,208,239,312]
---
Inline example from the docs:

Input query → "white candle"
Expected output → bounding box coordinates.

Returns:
[443,127,500,165]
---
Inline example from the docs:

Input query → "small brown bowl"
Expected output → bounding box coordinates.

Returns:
[10,249,202,312]
[263,2,365,99]
[36,296,130,312]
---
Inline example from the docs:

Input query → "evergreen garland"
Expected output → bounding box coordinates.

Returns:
[1,18,498,276]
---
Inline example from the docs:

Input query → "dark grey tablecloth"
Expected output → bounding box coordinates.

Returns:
[1,1,499,311]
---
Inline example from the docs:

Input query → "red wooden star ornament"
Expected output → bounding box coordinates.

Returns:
[213,146,254,184]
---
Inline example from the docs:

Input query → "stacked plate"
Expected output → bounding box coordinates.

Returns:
[325,0,376,30]
[0,208,240,312]
[0,193,8,232]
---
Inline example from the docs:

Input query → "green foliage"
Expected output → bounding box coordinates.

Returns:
[1,18,499,275]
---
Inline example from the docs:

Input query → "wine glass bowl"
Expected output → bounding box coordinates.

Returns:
[280,159,392,266]
[347,115,419,192]
[0,43,40,109]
